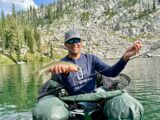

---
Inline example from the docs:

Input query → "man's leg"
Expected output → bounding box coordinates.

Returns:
[103,92,144,120]
[33,95,69,120]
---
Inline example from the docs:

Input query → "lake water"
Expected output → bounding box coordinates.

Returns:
[0,57,160,120]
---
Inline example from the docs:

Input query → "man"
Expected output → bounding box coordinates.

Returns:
[49,28,142,95]
[33,28,142,120]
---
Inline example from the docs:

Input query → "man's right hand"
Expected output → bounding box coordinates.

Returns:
[49,64,78,76]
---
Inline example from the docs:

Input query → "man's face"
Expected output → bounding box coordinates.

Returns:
[64,38,83,55]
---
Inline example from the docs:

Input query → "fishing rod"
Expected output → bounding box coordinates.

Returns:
[79,40,160,81]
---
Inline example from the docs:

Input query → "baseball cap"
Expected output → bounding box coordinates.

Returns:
[65,28,81,42]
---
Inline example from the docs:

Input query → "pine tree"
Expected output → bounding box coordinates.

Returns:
[53,4,57,20]
[11,4,16,18]
[33,7,38,27]
[34,28,41,52]
[47,4,53,24]
[153,0,156,12]
[1,10,6,28]
[24,25,35,53]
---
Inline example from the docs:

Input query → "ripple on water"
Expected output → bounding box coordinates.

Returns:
[0,112,32,120]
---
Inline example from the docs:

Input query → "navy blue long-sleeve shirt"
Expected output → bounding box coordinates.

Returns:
[58,53,128,95]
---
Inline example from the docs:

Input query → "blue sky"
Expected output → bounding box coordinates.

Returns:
[34,0,55,6]
[0,0,55,15]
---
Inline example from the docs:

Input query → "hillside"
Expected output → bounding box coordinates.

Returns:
[37,0,160,59]
[0,0,160,64]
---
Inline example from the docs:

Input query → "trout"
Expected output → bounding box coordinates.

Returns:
[35,61,79,78]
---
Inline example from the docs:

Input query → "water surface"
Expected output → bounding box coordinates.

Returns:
[0,57,160,120]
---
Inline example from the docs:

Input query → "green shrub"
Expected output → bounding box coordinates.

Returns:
[81,12,90,22]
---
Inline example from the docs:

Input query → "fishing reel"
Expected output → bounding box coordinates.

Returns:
[58,88,69,97]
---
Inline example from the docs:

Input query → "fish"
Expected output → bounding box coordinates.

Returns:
[35,61,79,78]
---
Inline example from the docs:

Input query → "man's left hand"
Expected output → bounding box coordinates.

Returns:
[123,40,142,61]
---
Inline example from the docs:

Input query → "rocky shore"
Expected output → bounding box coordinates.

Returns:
[38,26,160,60]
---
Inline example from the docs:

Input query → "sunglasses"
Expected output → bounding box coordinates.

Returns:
[66,38,81,44]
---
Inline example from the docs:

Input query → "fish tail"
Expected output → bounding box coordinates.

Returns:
[33,70,42,80]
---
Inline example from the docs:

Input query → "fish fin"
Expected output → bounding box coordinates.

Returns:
[44,71,50,76]
[32,70,41,80]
